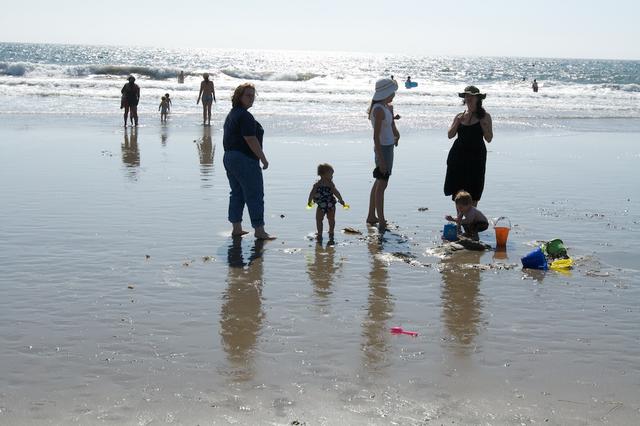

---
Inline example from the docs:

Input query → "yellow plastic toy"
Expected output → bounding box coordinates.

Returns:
[550,258,573,270]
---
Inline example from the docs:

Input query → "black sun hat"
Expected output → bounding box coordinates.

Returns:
[458,85,486,99]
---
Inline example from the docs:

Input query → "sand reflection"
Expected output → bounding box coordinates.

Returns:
[306,242,342,307]
[121,127,139,178]
[440,251,484,355]
[160,124,168,146]
[197,126,214,184]
[220,237,265,381]
[361,233,394,372]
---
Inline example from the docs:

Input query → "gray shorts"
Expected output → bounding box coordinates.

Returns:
[373,144,394,180]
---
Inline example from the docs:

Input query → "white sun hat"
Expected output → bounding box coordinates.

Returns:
[372,78,399,101]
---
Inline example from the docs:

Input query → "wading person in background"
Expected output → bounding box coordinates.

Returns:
[121,76,140,126]
[197,72,216,126]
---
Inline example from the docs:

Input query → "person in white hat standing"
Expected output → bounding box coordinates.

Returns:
[366,78,400,229]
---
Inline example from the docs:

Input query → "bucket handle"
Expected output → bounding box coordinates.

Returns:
[492,216,512,229]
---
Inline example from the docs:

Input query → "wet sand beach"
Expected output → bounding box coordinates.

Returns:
[0,114,639,425]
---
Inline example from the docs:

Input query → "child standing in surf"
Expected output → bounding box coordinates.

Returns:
[307,163,347,241]
[158,96,169,123]
[366,78,400,230]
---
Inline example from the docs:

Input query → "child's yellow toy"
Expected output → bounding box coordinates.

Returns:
[550,258,573,270]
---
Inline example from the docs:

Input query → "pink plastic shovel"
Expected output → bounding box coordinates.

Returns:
[390,326,418,337]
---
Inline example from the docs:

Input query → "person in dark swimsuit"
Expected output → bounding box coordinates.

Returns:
[444,85,493,206]
[197,73,216,126]
[307,163,346,241]
[121,76,140,126]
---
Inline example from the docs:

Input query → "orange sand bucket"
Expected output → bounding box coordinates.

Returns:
[495,227,510,247]
[493,216,511,248]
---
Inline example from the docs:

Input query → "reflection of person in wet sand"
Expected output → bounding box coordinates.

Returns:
[306,242,341,303]
[160,125,168,146]
[197,72,216,126]
[361,233,393,372]
[440,251,484,354]
[121,127,139,168]
[198,125,214,166]
[220,237,266,381]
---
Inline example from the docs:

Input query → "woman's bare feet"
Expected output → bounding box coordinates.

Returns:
[231,222,249,237]
[255,232,276,240]
[255,226,276,240]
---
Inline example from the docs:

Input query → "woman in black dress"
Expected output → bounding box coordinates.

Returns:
[444,86,493,206]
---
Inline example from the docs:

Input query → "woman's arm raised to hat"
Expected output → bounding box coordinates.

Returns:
[448,112,464,139]
[480,112,493,142]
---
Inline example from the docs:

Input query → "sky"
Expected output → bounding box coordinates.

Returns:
[1,0,638,59]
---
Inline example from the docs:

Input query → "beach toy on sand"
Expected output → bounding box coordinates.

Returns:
[521,247,548,270]
[390,326,418,337]
[493,216,511,248]
[443,223,458,241]
[542,239,567,259]
[550,257,573,270]
[343,227,362,235]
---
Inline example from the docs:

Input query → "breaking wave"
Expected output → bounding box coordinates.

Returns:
[220,69,322,81]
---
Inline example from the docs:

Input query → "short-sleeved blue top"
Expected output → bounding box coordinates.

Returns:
[223,106,264,160]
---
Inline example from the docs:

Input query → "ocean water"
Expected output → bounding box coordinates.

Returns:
[1,42,640,133]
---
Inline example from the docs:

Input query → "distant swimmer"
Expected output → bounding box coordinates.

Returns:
[197,73,216,126]
[532,79,539,93]
[404,76,418,89]
[121,76,140,126]
[177,70,185,84]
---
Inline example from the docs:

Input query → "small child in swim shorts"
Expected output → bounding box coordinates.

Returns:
[159,96,169,122]
[445,190,489,241]
[307,163,346,241]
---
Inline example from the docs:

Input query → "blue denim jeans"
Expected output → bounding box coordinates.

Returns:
[223,150,265,228]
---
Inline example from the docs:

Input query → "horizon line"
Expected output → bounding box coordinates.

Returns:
[1,40,639,62]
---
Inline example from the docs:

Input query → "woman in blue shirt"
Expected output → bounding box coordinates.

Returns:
[222,83,275,240]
